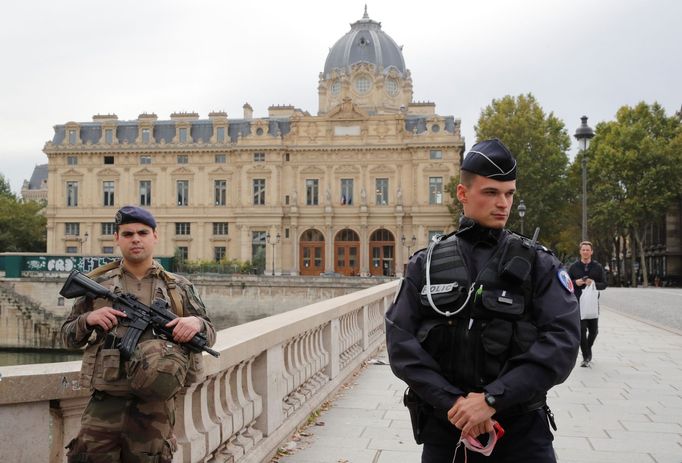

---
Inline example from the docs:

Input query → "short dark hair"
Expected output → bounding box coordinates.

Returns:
[459,170,476,187]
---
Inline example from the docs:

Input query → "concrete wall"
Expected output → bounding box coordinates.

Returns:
[0,280,399,463]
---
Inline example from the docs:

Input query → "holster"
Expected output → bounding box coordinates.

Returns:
[403,387,430,444]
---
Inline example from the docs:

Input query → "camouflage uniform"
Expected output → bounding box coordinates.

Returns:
[61,260,216,463]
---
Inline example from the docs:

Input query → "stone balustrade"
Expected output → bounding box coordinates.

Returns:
[0,280,399,462]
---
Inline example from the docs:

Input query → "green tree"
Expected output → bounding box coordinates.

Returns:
[448,94,573,247]
[587,102,682,287]
[0,174,47,252]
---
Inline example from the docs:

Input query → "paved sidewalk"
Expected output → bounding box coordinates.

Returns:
[276,307,682,463]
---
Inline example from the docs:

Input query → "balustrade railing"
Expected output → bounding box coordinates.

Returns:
[0,280,399,463]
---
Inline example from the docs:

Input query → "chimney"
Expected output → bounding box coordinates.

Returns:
[243,103,253,120]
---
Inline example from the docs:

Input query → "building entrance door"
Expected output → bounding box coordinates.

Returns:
[299,229,325,276]
[334,229,360,276]
[369,229,395,276]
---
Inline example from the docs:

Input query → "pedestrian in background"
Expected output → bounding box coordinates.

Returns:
[568,241,607,367]
[385,139,580,462]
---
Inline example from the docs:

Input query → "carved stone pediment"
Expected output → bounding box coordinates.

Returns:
[96,167,120,178]
[300,166,325,175]
[133,167,157,177]
[170,166,194,176]
[207,166,233,176]
[327,98,367,121]
[369,165,396,174]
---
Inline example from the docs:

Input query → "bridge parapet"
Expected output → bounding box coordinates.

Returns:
[0,280,399,462]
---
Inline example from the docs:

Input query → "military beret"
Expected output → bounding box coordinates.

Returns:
[461,139,517,181]
[114,206,156,229]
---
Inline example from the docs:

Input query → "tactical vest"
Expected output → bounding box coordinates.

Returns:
[78,261,200,395]
[417,232,538,391]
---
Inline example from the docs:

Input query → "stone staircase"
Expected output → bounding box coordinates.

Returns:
[0,283,65,349]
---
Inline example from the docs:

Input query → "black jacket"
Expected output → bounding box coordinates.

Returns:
[567,260,607,300]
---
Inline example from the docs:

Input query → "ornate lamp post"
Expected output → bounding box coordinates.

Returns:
[517,200,526,235]
[266,231,280,276]
[574,116,595,241]
[78,232,89,254]
[401,234,417,257]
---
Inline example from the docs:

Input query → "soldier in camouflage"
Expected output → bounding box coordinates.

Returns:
[61,206,216,463]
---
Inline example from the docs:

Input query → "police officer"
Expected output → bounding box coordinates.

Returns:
[386,139,580,462]
[61,206,216,463]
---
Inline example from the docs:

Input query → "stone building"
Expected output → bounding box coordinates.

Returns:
[21,164,48,203]
[43,9,464,276]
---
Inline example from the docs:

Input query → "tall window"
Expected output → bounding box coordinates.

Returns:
[103,181,115,206]
[213,247,226,262]
[306,179,319,205]
[105,129,113,144]
[101,223,116,235]
[140,155,151,165]
[252,231,267,264]
[65,223,80,235]
[216,127,226,143]
[177,155,188,164]
[67,156,78,166]
[139,180,151,206]
[176,246,188,261]
[141,128,150,144]
[177,180,189,206]
[341,178,353,205]
[254,152,265,162]
[66,181,78,207]
[375,178,389,205]
[68,130,77,144]
[213,222,228,235]
[253,179,265,205]
[429,177,443,205]
[214,180,227,206]
[179,127,188,143]
[175,222,191,235]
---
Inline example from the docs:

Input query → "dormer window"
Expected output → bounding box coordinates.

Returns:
[216,126,225,143]
[142,128,151,144]
[105,129,114,144]
[179,127,188,143]
[68,130,77,144]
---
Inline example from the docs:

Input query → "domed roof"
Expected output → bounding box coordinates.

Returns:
[323,7,406,77]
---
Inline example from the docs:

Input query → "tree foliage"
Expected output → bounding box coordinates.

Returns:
[0,174,47,252]
[586,102,682,286]
[447,94,572,249]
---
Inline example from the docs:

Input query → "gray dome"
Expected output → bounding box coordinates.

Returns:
[323,9,406,77]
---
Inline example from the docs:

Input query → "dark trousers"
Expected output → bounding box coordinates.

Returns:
[580,318,599,361]
[421,409,556,463]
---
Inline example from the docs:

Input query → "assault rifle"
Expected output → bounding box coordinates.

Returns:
[60,270,219,359]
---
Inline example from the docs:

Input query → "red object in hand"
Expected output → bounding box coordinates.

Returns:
[493,421,505,439]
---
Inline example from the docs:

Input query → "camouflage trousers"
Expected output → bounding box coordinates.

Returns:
[66,391,177,463]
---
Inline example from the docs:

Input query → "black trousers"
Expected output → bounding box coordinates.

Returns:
[580,318,599,361]
[421,409,556,463]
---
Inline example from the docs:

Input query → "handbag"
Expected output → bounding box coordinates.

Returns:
[579,284,599,320]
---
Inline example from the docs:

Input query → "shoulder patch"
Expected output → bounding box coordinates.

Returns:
[557,270,574,293]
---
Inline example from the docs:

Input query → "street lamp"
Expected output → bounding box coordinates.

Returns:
[574,116,595,241]
[266,231,280,276]
[401,234,417,257]
[78,232,89,254]
[517,200,526,235]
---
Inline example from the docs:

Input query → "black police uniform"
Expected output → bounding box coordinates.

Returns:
[385,139,580,463]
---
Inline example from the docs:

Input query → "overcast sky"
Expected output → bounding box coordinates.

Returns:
[1,0,680,193]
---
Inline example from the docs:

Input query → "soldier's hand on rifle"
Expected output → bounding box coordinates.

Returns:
[85,307,126,332]
[166,316,203,343]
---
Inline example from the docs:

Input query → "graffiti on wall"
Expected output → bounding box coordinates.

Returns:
[22,256,119,275]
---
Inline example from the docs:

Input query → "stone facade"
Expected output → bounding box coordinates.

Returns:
[43,10,464,276]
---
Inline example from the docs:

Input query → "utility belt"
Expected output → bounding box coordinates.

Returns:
[403,388,556,445]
